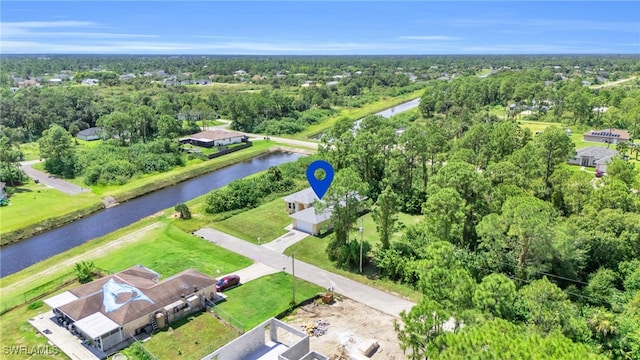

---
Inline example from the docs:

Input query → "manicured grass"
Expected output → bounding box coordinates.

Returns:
[298,89,425,139]
[209,197,292,244]
[215,272,323,329]
[143,312,238,360]
[0,291,69,360]
[0,182,100,235]
[93,222,252,278]
[18,142,40,161]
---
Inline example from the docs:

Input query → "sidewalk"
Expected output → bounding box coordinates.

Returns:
[194,228,415,318]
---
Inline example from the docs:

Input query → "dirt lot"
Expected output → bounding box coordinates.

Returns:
[284,296,406,359]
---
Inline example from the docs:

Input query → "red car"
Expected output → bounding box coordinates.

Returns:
[216,275,240,292]
[595,170,604,178]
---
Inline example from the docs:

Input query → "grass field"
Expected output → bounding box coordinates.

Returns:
[143,312,239,360]
[215,272,323,329]
[93,222,252,278]
[0,182,100,235]
[0,292,69,359]
[209,197,292,244]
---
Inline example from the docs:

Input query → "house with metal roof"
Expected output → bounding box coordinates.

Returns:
[567,146,618,172]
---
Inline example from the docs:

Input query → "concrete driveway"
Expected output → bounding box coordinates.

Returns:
[20,160,88,195]
[194,228,415,318]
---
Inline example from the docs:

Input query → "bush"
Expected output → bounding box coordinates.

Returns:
[27,300,44,310]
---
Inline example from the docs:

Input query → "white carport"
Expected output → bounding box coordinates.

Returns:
[74,313,123,352]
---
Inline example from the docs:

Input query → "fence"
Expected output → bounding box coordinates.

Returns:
[207,141,253,159]
[1,267,112,315]
[0,271,77,315]
[210,305,246,334]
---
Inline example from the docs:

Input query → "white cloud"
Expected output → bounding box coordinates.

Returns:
[397,35,462,41]
[1,21,156,40]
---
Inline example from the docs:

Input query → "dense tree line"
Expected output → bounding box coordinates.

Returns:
[316,98,639,357]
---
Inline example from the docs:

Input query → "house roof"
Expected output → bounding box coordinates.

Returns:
[576,146,618,159]
[180,130,245,143]
[283,188,318,206]
[584,129,631,140]
[74,312,120,339]
[290,206,332,225]
[54,266,216,327]
[77,127,103,137]
[44,291,78,309]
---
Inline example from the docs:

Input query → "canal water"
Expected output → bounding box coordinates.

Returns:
[1,151,301,277]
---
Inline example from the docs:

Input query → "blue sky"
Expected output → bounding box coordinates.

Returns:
[1,1,638,54]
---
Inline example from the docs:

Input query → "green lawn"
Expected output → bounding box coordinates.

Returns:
[143,312,238,360]
[209,197,292,244]
[0,292,69,359]
[215,272,323,329]
[93,222,252,278]
[518,120,563,134]
[0,182,101,236]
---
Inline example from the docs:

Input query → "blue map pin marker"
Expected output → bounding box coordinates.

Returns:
[306,160,334,200]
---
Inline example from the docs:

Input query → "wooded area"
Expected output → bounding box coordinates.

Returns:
[1,55,639,358]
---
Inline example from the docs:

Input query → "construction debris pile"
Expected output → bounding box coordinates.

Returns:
[302,319,330,337]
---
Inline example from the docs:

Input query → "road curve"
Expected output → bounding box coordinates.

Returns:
[20,160,88,195]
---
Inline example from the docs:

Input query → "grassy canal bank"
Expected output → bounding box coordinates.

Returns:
[0,140,279,245]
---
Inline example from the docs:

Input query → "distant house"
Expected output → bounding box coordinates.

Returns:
[326,81,339,87]
[284,188,329,236]
[583,129,630,145]
[43,266,218,354]
[119,74,136,81]
[568,146,618,172]
[301,80,316,88]
[179,130,247,148]
[82,78,99,86]
[232,70,247,76]
[49,78,63,84]
[76,127,104,141]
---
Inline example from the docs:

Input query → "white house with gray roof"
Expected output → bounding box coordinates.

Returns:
[568,146,618,172]
[284,188,330,235]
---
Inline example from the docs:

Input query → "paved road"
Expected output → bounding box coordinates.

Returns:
[20,160,88,195]
[194,228,416,318]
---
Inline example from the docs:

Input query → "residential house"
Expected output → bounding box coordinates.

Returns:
[284,188,327,235]
[568,146,618,172]
[232,70,247,76]
[583,129,630,145]
[301,80,316,88]
[82,78,100,86]
[119,74,136,81]
[43,266,217,354]
[326,81,339,87]
[179,130,247,148]
[76,127,104,141]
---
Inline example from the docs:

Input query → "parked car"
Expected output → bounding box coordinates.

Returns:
[216,275,240,292]
[595,170,604,178]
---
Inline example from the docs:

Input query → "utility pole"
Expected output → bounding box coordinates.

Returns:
[359,218,364,273]
[291,253,296,304]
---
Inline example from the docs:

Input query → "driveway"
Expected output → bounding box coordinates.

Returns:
[194,228,415,318]
[20,160,88,195]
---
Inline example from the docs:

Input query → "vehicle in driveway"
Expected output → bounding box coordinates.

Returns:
[216,275,240,292]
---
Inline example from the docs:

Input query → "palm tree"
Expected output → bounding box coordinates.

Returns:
[74,261,96,284]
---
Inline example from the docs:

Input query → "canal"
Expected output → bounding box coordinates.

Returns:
[1,151,302,277]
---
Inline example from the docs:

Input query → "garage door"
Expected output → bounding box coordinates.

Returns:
[295,220,314,235]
